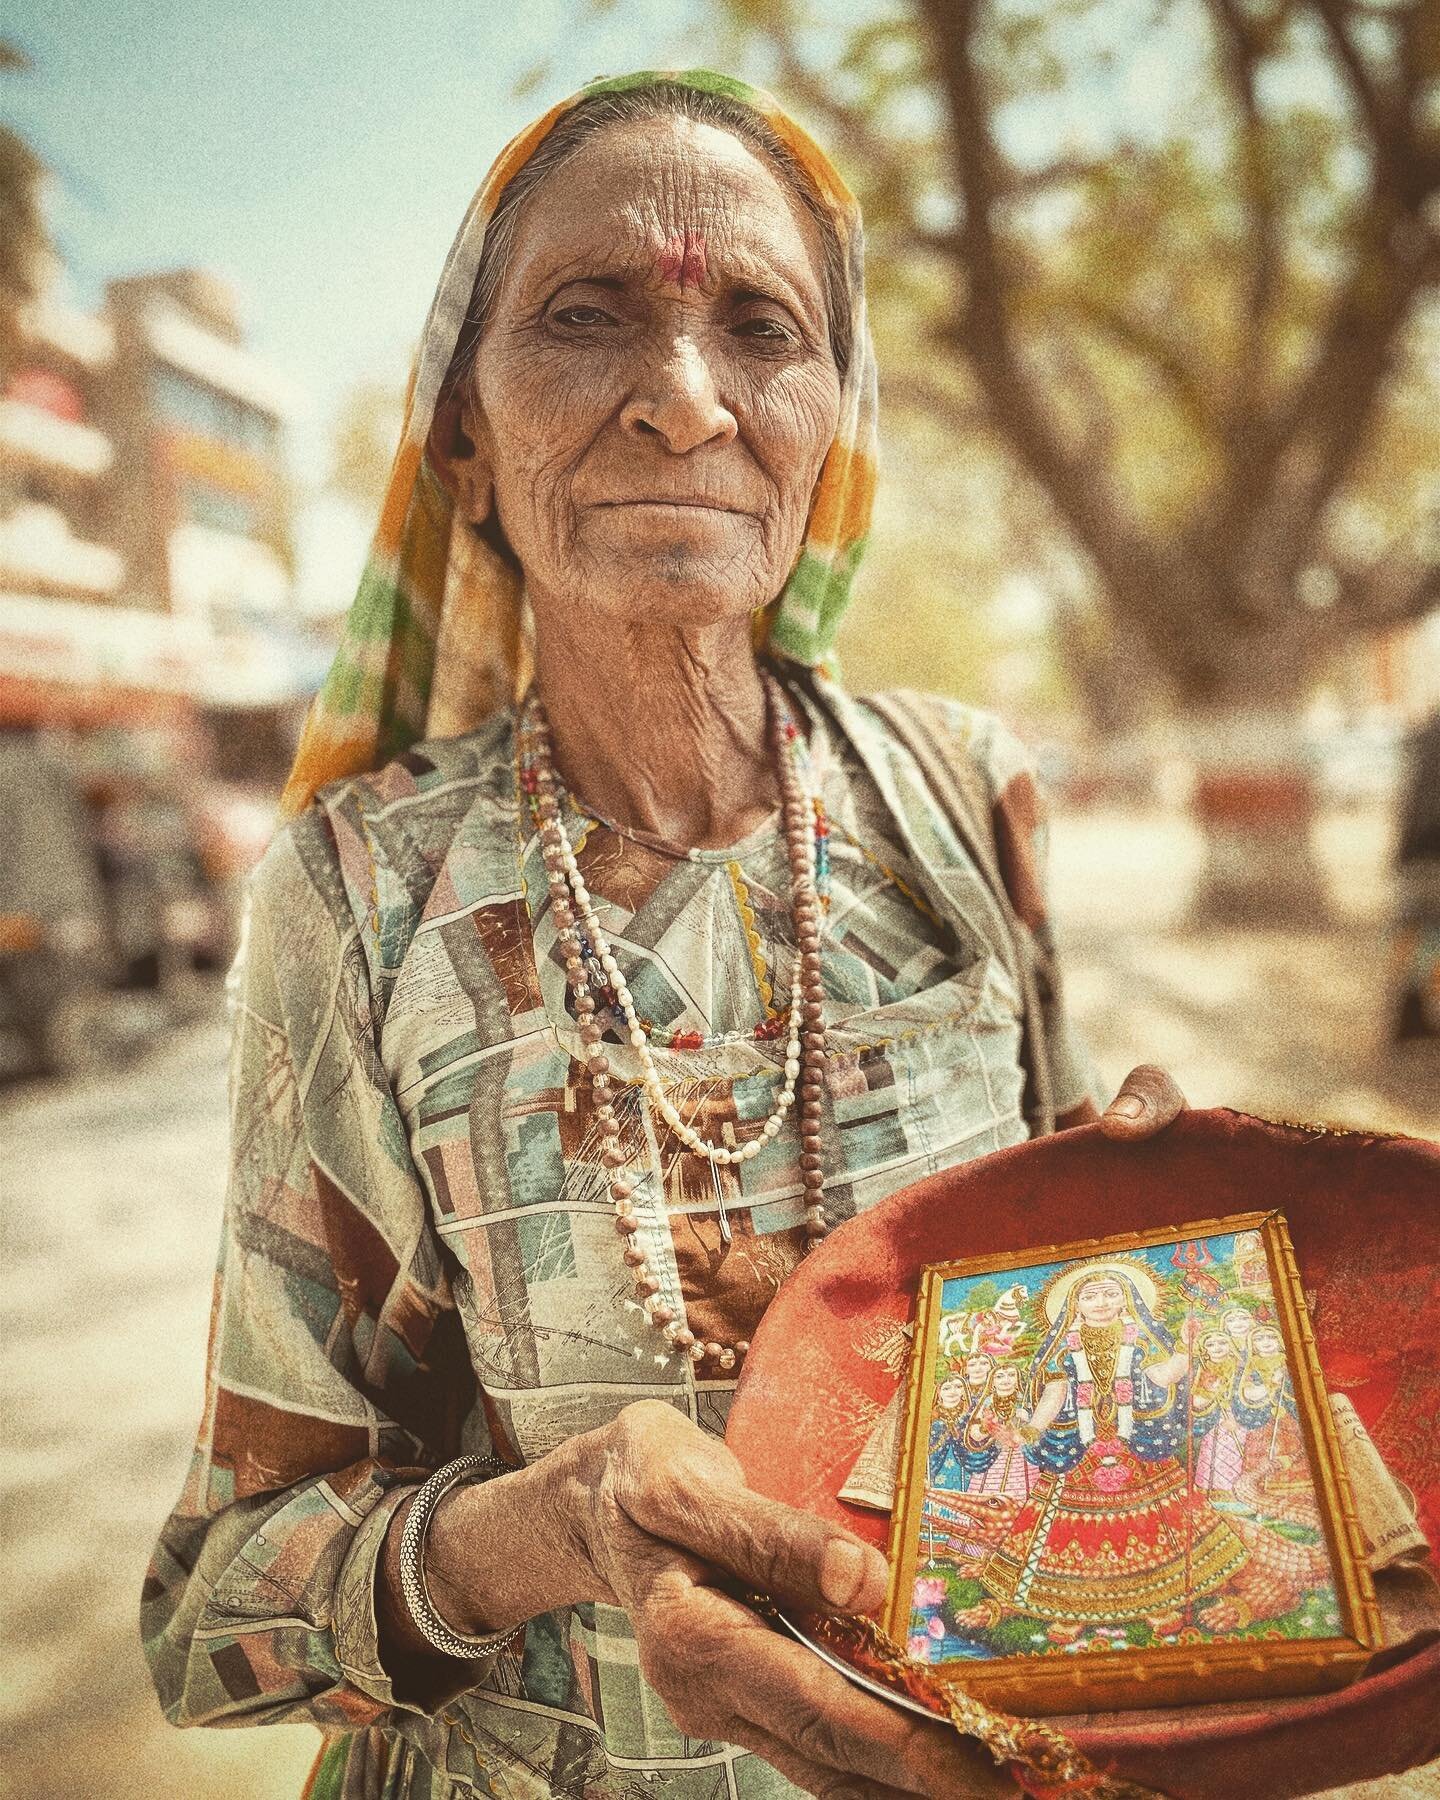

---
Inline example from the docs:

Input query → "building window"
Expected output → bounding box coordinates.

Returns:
[180,478,259,537]
[152,367,278,455]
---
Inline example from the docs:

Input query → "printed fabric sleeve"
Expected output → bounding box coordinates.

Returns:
[971,712,1106,1119]
[140,809,492,1730]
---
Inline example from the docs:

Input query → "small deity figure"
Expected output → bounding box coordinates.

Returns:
[1232,1230,1270,1293]
[972,1283,1029,1358]
[1191,1329,1246,1493]
[927,1355,993,1492]
[1233,1324,1309,1499]
[1222,1305,1256,1356]
[963,1363,1035,1502]
[1219,1323,1331,1611]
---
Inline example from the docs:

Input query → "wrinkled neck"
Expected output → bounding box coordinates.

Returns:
[530,601,783,850]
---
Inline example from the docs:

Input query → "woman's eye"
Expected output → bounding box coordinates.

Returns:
[735,317,794,346]
[551,305,614,328]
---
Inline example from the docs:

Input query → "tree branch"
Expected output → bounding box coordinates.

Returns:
[1310,0,1397,164]
[997,153,1121,200]
[1334,540,1440,631]
[1054,287,1223,439]
[752,9,923,215]
[1205,0,1282,425]
[916,0,1173,632]
[1208,0,1440,598]
[877,366,987,431]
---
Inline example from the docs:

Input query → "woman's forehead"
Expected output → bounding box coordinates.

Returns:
[500,117,827,300]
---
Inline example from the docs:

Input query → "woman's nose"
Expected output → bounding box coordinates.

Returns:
[620,336,737,453]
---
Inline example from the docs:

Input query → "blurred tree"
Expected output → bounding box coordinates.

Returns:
[0,42,50,383]
[715,0,1440,913]
[327,378,406,513]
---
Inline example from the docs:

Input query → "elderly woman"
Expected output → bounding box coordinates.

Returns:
[143,69,1182,1800]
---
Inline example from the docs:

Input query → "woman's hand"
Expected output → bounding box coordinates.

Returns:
[1096,1063,1186,1140]
[568,1402,1013,1796]
[428,1404,1015,1800]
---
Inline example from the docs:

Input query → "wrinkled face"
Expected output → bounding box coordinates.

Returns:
[964,1355,992,1387]
[993,1367,1020,1397]
[1075,1277,1127,1326]
[938,1378,968,1410]
[1251,1327,1283,1358]
[451,116,842,626]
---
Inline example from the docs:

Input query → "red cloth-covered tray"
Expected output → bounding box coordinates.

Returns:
[725,1109,1440,1798]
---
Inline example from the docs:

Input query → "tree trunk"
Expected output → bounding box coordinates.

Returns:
[1181,699,1329,925]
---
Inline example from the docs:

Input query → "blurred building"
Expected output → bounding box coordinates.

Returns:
[102,268,327,780]
[107,270,292,618]
[0,281,118,617]
[2,261,318,749]
[0,223,320,1067]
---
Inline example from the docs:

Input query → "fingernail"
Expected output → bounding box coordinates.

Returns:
[1107,1095,1144,1119]
[820,1539,868,1609]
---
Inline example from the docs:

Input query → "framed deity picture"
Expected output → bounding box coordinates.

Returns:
[883,1211,1381,1713]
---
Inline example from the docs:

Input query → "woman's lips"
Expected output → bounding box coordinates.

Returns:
[593,499,748,513]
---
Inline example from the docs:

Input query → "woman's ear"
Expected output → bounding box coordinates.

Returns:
[427,386,495,525]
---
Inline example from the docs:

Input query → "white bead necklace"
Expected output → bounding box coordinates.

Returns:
[519,670,832,1373]
[551,830,805,1165]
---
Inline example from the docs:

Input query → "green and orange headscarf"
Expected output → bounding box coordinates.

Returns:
[280,68,879,819]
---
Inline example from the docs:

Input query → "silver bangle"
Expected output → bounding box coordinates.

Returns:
[399,1453,526,1661]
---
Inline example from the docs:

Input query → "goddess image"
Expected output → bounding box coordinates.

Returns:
[978,1262,1248,1630]
[963,1364,1036,1502]
[1234,1325,1309,1497]
[927,1355,993,1491]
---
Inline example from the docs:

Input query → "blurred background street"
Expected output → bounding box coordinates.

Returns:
[3,0,1440,1792]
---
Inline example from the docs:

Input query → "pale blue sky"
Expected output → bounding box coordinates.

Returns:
[5,0,729,481]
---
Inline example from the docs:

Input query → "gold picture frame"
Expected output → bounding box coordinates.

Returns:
[882,1211,1380,1714]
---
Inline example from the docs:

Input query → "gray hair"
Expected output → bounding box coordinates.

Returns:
[441,80,853,398]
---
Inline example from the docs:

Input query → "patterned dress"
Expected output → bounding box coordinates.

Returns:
[142,668,1098,1799]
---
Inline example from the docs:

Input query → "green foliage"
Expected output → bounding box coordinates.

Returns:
[327,380,407,511]
[1263,1517,1323,1546]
